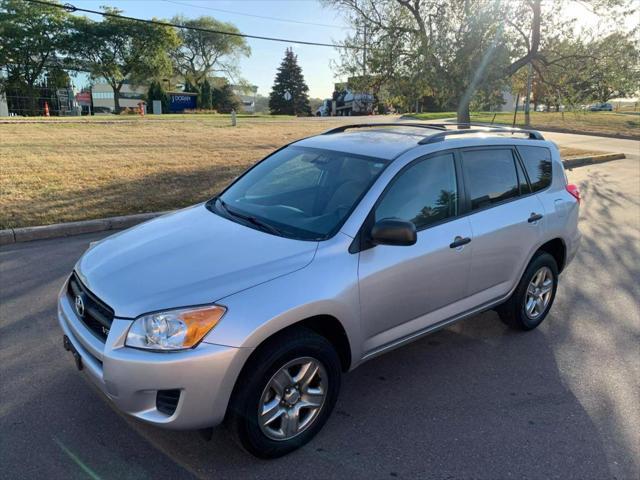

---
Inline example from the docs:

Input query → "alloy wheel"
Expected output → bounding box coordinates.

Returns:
[258,357,328,441]
[524,266,554,319]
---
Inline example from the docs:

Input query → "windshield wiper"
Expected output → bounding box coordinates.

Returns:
[216,198,284,236]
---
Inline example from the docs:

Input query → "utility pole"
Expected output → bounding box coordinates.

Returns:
[524,62,533,126]
[362,23,367,80]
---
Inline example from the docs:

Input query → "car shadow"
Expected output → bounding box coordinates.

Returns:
[0,254,616,479]
[121,312,613,479]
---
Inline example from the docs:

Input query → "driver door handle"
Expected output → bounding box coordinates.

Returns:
[528,213,544,223]
[449,236,471,249]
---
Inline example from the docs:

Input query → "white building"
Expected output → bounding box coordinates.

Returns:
[231,84,258,113]
[91,81,147,112]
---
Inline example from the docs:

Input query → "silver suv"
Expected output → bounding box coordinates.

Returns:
[58,123,581,458]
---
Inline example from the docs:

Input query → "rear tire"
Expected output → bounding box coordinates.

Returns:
[497,251,558,330]
[225,328,341,458]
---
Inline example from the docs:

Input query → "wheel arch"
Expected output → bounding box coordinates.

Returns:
[536,237,567,273]
[223,315,352,423]
[234,315,353,380]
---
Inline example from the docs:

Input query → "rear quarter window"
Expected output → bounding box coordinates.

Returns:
[517,146,552,192]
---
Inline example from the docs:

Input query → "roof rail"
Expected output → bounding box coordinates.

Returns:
[319,121,544,143]
[417,125,544,144]
[322,122,447,135]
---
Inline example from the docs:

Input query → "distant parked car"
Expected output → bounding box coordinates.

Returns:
[589,102,613,111]
[93,106,114,115]
[315,98,332,117]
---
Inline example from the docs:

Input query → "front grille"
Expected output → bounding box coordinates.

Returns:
[67,273,114,342]
[156,389,181,415]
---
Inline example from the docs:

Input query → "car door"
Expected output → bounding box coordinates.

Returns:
[460,147,545,304]
[357,151,473,352]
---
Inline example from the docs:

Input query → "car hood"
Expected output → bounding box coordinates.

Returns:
[76,204,318,318]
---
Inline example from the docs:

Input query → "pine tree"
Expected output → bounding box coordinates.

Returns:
[269,48,311,116]
[212,82,240,113]
[146,80,170,113]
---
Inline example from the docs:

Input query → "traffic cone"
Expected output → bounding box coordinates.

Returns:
[44,101,50,117]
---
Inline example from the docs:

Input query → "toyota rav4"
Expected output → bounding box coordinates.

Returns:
[58,123,581,458]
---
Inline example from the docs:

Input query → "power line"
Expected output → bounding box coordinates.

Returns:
[23,0,360,50]
[163,0,351,30]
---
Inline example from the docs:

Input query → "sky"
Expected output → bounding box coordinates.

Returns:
[71,0,354,98]
[68,0,635,98]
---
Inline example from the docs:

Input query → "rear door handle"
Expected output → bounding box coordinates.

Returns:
[528,213,543,223]
[449,236,471,249]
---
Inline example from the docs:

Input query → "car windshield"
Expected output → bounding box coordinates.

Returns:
[208,146,389,240]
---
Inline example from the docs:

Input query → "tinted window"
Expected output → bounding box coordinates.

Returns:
[462,149,519,211]
[214,146,388,240]
[517,146,552,192]
[375,153,457,229]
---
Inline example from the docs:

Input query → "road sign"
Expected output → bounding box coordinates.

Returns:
[76,92,91,106]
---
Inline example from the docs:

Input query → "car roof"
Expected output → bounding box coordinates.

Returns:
[294,127,428,160]
[294,123,545,160]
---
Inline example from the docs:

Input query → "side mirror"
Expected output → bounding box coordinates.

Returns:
[370,219,417,246]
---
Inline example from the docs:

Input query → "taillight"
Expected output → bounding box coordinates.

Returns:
[566,184,581,204]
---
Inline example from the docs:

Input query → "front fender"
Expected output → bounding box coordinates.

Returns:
[202,233,363,368]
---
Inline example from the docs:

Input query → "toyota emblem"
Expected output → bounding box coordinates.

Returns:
[75,295,85,317]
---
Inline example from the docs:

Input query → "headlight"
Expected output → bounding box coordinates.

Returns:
[125,305,226,351]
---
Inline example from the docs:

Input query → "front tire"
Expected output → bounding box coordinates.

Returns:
[498,251,558,330]
[225,328,341,458]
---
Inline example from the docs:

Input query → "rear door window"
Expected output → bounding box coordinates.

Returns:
[517,146,552,192]
[461,149,519,211]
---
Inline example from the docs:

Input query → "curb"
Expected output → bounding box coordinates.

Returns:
[0,212,169,246]
[562,152,626,169]
[0,151,626,246]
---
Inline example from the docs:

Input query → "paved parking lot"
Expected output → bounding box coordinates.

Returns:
[1,149,638,479]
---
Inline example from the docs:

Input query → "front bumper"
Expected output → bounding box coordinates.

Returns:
[57,284,252,430]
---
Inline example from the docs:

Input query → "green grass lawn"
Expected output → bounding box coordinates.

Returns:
[405,111,639,138]
[401,112,457,121]
[1,113,625,229]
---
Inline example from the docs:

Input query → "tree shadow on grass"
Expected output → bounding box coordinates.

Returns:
[2,163,248,229]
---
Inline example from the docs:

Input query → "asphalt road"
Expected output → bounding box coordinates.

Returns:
[1,139,638,479]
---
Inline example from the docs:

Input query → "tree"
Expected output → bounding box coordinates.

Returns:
[587,33,639,103]
[44,65,71,90]
[326,0,636,122]
[211,80,240,113]
[514,31,639,110]
[0,0,70,114]
[269,48,312,116]
[199,78,213,110]
[171,15,250,90]
[146,80,170,113]
[69,8,178,112]
[253,94,270,113]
